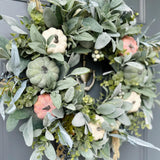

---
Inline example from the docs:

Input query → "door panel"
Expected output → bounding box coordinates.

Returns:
[0,0,160,160]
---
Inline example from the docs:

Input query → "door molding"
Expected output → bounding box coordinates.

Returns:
[138,0,146,24]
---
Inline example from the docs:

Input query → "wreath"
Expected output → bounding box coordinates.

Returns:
[0,0,160,160]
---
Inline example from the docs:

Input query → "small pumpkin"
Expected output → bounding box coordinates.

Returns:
[125,92,141,113]
[122,36,138,55]
[124,63,146,85]
[34,94,56,119]
[26,56,59,88]
[42,27,67,54]
[88,115,105,141]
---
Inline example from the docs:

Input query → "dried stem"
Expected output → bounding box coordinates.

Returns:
[112,130,120,160]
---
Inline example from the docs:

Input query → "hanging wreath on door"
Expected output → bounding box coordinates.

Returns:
[0,0,160,159]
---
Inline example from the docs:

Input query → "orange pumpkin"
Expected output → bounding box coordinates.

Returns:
[34,94,56,119]
[122,36,138,55]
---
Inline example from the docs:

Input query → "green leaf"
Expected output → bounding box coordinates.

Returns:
[65,87,75,103]
[21,117,33,146]
[52,108,64,118]
[72,46,92,53]
[59,61,70,79]
[110,83,122,98]
[0,98,5,120]
[110,0,123,9]
[97,103,115,115]
[95,32,111,49]
[97,99,123,115]
[107,108,124,118]
[114,56,123,64]
[11,25,27,35]
[6,115,19,132]
[66,0,75,10]
[66,104,76,111]
[99,143,112,160]
[133,88,157,98]
[56,77,78,90]
[50,92,62,109]
[33,129,42,137]
[6,80,27,114]
[30,148,42,160]
[45,130,54,141]
[10,108,32,120]
[1,15,27,34]
[44,143,56,160]
[49,53,64,62]
[83,17,103,33]
[70,67,90,75]
[0,36,10,59]
[6,42,20,76]
[68,53,80,67]
[30,24,46,44]
[126,26,141,35]
[59,123,73,148]
[143,98,154,110]
[128,135,160,151]
[66,17,80,33]
[43,8,59,28]
[142,108,152,129]
[28,42,47,54]
[0,48,9,59]
[126,62,144,70]
[117,113,131,126]
[48,0,67,6]
[102,20,117,32]
[10,80,27,104]
[72,112,86,127]
[47,35,55,45]
[116,40,123,51]
[73,32,94,41]
[122,101,133,112]
[81,149,94,159]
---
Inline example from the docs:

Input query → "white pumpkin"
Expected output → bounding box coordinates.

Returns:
[125,92,141,113]
[88,115,105,141]
[42,27,67,54]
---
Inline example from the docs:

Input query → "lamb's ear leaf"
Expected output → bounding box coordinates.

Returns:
[43,7,59,28]
[20,117,33,147]
[6,115,19,132]
[50,92,62,109]
[6,42,20,76]
[44,143,56,160]
[58,123,73,149]
[72,112,86,127]
[1,15,27,34]
[0,36,10,59]
[30,24,46,44]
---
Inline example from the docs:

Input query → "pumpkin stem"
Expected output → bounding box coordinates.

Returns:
[41,66,48,74]
[54,35,59,43]
[129,44,134,49]
[43,105,51,111]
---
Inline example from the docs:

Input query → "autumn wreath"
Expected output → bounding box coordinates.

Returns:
[0,0,160,160]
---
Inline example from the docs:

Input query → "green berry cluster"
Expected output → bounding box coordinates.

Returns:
[101,71,124,92]
[30,9,44,25]
[127,112,149,137]
[83,95,94,105]
[92,50,104,62]
[15,86,40,109]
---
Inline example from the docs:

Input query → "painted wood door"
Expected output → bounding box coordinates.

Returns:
[0,0,160,160]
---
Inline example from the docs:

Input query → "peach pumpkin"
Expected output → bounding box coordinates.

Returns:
[34,94,56,119]
[122,36,138,55]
